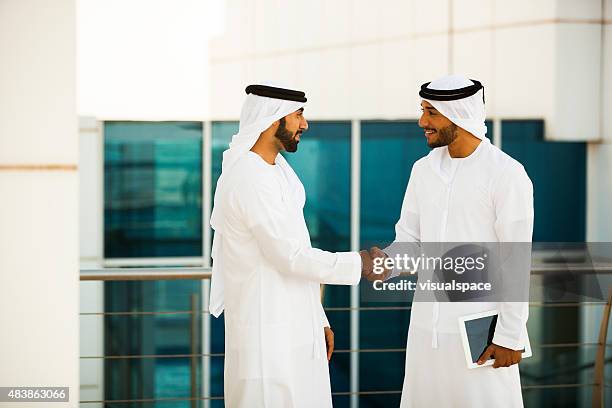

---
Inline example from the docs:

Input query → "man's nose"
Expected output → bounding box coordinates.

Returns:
[418,114,427,128]
[301,118,308,130]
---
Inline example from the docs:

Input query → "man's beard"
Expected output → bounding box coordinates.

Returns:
[274,119,300,153]
[427,123,458,148]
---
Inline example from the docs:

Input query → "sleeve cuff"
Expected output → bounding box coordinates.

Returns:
[492,332,524,351]
[321,311,330,328]
[336,251,362,285]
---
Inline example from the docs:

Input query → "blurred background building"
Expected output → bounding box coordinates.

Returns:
[1,0,611,407]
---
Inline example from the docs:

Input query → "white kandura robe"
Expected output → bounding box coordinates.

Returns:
[213,151,361,408]
[395,139,534,408]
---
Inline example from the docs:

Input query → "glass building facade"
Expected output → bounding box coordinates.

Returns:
[103,122,204,407]
[101,118,600,407]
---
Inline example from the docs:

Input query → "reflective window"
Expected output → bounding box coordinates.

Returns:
[211,121,238,201]
[501,120,586,242]
[104,121,203,258]
[284,121,352,251]
[104,280,203,407]
[103,122,204,408]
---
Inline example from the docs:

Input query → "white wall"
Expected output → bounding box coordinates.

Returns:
[209,0,608,142]
[587,0,612,241]
[0,0,79,407]
[77,0,224,121]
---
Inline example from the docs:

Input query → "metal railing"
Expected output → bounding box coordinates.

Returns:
[79,265,612,407]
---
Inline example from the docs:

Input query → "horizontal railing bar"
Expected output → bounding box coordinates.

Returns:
[79,263,612,281]
[325,306,413,311]
[79,301,608,317]
[528,302,607,307]
[332,390,402,396]
[521,383,594,390]
[80,267,211,281]
[531,264,612,274]
[334,348,407,354]
[79,383,602,403]
[81,353,226,359]
[536,342,608,349]
[80,343,612,360]
[80,309,204,316]
[80,396,224,404]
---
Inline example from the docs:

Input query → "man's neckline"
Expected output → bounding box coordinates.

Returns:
[248,150,277,166]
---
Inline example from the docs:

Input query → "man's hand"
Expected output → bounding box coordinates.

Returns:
[369,246,392,281]
[324,326,334,361]
[477,343,522,368]
[360,250,374,280]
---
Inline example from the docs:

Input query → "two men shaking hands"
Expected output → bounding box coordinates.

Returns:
[359,246,393,282]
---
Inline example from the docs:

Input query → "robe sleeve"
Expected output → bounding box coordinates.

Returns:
[491,162,534,350]
[234,173,362,286]
[318,300,330,328]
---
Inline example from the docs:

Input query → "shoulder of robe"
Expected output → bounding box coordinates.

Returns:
[423,146,446,170]
[487,144,533,187]
[484,144,524,173]
[227,155,280,195]
[412,155,429,174]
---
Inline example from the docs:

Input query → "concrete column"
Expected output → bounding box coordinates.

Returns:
[0,1,79,407]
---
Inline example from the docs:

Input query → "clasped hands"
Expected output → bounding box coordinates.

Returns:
[360,246,393,281]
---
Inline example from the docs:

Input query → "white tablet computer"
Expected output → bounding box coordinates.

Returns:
[458,309,532,369]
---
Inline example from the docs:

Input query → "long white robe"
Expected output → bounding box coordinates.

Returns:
[214,151,361,408]
[396,139,534,407]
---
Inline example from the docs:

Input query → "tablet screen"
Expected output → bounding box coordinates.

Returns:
[464,314,497,363]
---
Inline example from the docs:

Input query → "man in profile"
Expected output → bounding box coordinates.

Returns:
[209,82,383,407]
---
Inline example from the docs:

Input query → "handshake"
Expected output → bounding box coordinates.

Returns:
[359,247,393,281]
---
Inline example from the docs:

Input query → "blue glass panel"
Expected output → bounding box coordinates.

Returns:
[360,121,431,249]
[211,121,238,200]
[501,120,586,242]
[284,121,352,252]
[104,280,202,407]
[103,121,204,407]
[104,121,203,258]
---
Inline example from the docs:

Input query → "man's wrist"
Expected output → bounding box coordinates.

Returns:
[359,250,367,268]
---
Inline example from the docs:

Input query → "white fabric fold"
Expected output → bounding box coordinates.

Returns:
[422,74,488,140]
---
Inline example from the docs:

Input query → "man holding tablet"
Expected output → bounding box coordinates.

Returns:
[390,75,534,407]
